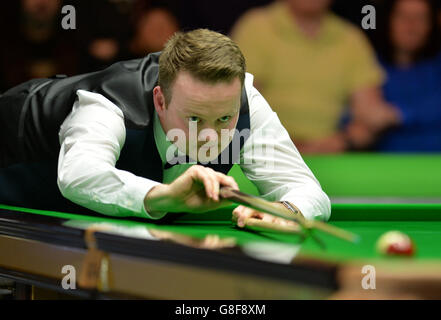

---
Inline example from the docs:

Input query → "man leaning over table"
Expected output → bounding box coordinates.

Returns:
[0,29,331,227]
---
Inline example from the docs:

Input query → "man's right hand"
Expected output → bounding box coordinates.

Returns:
[350,87,402,133]
[143,165,239,215]
[354,102,402,133]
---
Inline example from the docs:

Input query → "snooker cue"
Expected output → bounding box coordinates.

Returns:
[241,217,302,234]
[219,186,359,243]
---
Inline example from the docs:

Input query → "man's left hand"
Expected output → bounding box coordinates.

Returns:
[232,204,298,228]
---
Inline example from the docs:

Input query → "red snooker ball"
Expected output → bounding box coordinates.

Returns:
[376,231,415,257]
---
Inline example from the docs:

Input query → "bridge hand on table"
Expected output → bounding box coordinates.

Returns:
[232,204,299,229]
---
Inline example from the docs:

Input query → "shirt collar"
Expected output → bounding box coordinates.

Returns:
[153,110,171,165]
[153,110,187,166]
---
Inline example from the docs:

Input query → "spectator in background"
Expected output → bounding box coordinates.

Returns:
[0,0,79,92]
[175,0,272,35]
[71,0,130,73]
[232,0,399,153]
[126,1,179,59]
[360,0,441,151]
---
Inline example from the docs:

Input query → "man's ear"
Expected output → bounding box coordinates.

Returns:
[153,86,166,113]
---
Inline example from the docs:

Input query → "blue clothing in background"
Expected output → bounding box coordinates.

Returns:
[376,53,441,152]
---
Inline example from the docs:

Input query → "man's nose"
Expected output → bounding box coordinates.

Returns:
[198,127,219,143]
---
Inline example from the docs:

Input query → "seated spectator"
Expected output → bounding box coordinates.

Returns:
[232,0,397,154]
[174,0,272,35]
[352,0,441,152]
[72,0,130,73]
[0,0,79,92]
[127,5,179,58]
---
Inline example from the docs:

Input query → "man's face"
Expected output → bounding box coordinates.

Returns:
[153,71,241,162]
[390,0,431,54]
[286,0,332,17]
[21,0,60,22]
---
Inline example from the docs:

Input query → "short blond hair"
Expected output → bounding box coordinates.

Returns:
[158,29,246,104]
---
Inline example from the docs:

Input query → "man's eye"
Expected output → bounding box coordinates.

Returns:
[218,116,231,123]
[189,116,201,123]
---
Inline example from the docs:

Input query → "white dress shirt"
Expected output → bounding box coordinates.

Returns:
[57,73,331,221]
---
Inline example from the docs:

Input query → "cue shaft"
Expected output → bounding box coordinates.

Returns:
[219,187,302,223]
[242,217,302,234]
[310,220,359,243]
[220,186,359,243]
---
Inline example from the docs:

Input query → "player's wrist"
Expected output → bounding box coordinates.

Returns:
[278,200,304,218]
[144,184,171,215]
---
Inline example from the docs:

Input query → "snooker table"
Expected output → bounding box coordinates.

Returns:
[1,153,441,299]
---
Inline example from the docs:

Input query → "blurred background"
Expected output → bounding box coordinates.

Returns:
[1,0,440,154]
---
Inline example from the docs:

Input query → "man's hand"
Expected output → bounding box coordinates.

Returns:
[144,165,239,215]
[232,203,299,228]
[296,132,347,154]
[353,102,402,133]
[350,86,402,133]
[344,120,378,149]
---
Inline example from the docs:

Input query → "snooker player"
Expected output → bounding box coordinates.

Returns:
[0,29,331,226]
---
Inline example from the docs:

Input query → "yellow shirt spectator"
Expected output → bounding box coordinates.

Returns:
[232,1,384,141]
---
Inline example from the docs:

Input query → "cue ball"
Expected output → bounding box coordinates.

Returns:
[376,231,415,256]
